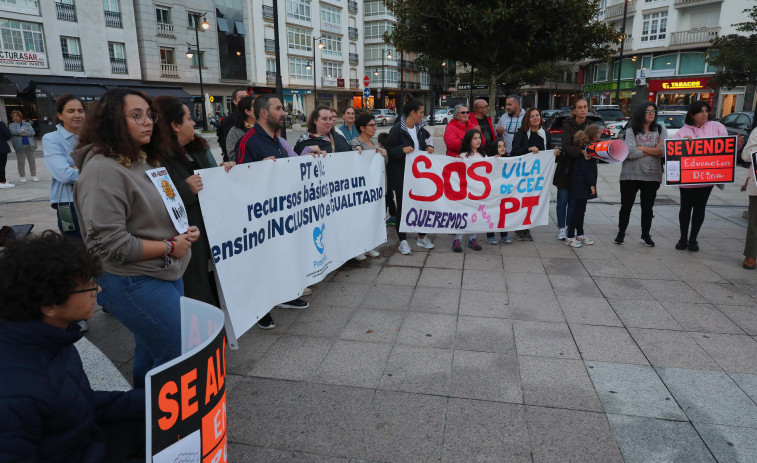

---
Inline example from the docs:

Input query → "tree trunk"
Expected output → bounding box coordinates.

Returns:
[489,73,499,119]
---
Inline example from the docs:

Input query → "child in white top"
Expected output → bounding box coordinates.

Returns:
[454,129,485,252]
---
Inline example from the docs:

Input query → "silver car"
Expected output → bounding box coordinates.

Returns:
[370,109,398,126]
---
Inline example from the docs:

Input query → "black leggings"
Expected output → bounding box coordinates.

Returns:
[679,186,713,241]
[393,185,407,241]
[568,198,588,239]
[618,180,660,236]
[0,151,7,182]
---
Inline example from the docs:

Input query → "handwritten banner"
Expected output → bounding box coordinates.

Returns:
[664,136,737,186]
[400,151,556,233]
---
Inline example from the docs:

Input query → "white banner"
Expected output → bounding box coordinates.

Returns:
[400,151,556,233]
[198,151,387,339]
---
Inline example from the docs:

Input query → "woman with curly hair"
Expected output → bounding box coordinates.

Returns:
[152,95,235,306]
[73,88,200,388]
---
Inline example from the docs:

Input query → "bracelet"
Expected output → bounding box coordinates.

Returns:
[163,238,176,268]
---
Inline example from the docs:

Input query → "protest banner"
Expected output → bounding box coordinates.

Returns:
[197,151,387,345]
[664,136,737,186]
[400,150,556,233]
[752,152,757,188]
[146,297,227,463]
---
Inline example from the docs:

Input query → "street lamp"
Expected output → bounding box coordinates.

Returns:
[379,49,391,109]
[614,0,630,107]
[187,12,210,130]
[306,36,324,107]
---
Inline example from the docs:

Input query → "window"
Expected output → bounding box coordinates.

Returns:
[267,59,276,73]
[156,6,171,24]
[595,63,608,82]
[60,36,80,56]
[187,11,198,28]
[651,53,676,71]
[102,0,118,11]
[323,61,342,78]
[0,19,44,52]
[321,33,341,57]
[679,52,707,75]
[108,41,125,59]
[190,51,204,67]
[159,47,175,64]
[286,0,310,21]
[364,44,393,61]
[287,25,311,52]
[641,55,652,69]
[289,56,312,79]
[641,11,667,43]
[321,5,341,32]
[0,0,39,7]
[612,58,634,80]
[364,1,387,16]
[364,20,392,39]
[706,50,717,73]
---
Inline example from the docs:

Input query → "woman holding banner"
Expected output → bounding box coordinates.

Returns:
[73,88,200,388]
[615,102,666,247]
[294,106,352,155]
[674,101,728,252]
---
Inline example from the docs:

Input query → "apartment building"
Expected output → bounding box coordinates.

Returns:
[584,0,750,117]
[0,0,142,131]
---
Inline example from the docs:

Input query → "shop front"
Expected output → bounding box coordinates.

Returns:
[717,87,746,119]
[582,80,635,114]
[647,76,714,109]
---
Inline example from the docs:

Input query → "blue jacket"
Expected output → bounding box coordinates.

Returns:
[571,154,598,200]
[0,319,144,462]
[42,124,79,204]
[0,121,12,154]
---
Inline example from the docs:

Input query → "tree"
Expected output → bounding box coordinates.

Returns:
[386,0,618,113]
[707,2,757,89]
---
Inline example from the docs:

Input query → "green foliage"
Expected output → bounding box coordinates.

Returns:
[707,2,757,88]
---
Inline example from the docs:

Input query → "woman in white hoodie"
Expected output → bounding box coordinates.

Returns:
[741,126,757,270]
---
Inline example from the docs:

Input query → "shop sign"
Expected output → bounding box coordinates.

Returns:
[648,77,712,93]
[322,77,338,87]
[284,89,312,95]
[0,49,47,68]
[583,80,634,92]
[637,69,675,79]
[337,78,345,88]
[457,84,488,90]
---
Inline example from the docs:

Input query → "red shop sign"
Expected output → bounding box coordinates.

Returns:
[648,77,713,93]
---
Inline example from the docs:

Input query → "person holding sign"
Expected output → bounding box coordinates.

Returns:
[452,129,486,252]
[0,232,144,462]
[674,101,728,252]
[385,99,435,255]
[73,88,200,388]
[616,102,667,247]
[294,106,352,155]
[564,125,602,248]
[741,127,757,269]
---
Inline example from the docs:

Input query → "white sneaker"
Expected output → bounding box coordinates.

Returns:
[399,240,412,255]
[31,176,39,182]
[77,320,89,333]
[416,236,435,249]
[19,177,26,183]
[302,287,312,296]
[557,228,566,240]
[564,237,582,248]
[365,249,380,257]
[576,235,594,245]
[353,253,367,261]
[0,182,14,189]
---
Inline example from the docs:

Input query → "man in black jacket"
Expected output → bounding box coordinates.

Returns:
[385,99,435,255]
[217,88,249,162]
[0,120,13,188]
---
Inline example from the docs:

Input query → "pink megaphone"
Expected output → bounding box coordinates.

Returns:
[585,139,628,164]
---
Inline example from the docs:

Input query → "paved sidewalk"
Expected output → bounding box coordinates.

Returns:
[3,134,757,462]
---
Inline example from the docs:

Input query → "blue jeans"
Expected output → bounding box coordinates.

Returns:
[556,188,576,229]
[97,272,183,388]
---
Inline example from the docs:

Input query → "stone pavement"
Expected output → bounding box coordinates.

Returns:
[3,133,757,462]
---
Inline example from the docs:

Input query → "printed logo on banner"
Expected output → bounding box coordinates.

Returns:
[313,223,325,254]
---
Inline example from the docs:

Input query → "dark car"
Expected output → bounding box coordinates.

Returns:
[720,111,754,165]
[543,110,611,148]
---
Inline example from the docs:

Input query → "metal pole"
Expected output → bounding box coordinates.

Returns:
[615,0,629,106]
[312,37,317,108]
[399,50,405,115]
[272,0,286,139]
[469,65,474,107]
[381,50,385,109]
[195,15,208,131]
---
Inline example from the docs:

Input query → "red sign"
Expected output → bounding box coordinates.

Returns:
[363,76,370,87]
[664,136,737,186]
[337,78,345,88]
[648,77,713,93]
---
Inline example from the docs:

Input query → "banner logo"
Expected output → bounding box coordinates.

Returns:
[313,223,326,254]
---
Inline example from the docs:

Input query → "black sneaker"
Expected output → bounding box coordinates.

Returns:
[640,235,655,247]
[277,298,310,309]
[257,313,275,330]
[688,240,699,252]
[614,232,625,245]
[675,239,687,250]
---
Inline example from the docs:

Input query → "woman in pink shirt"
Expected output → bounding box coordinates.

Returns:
[674,101,727,252]
[453,129,485,252]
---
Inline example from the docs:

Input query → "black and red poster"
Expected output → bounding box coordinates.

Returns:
[664,136,738,186]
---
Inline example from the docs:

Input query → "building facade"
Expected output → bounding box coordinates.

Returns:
[584,0,750,117]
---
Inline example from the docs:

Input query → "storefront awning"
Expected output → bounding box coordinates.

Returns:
[34,83,109,102]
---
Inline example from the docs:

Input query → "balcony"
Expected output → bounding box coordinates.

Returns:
[266,71,276,85]
[160,63,179,78]
[263,5,274,21]
[110,57,127,74]
[348,27,358,40]
[349,53,359,65]
[674,0,722,7]
[265,39,275,54]
[605,1,636,20]
[62,53,83,71]
[670,27,720,46]
[56,2,77,21]
[407,82,420,90]
[157,23,174,38]
[348,0,357,14]
[349,78,359,88]
[642,0,669,9]
[104,10,122,28]
[612,35,635,52]
[402,60,415,70]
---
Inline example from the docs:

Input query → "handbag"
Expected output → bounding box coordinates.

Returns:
[57,185,76,232]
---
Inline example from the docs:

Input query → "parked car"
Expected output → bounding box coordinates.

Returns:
[540,109,560,120]
[543,110,611,148]
[720,111,754,152]
[370,109,398,126]
[431,108,454,124]
[656,111,687,138]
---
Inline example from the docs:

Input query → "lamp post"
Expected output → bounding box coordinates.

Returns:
[614,0,630,107]
[186,13,210,131]
[376,49,391,109]
[305,36,324,110]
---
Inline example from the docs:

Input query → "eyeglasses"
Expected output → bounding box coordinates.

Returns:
[458,111,470,114]
[69,279,99,295]
[127,112,158,125]
[366,123,377,127]
[645,110,656,114]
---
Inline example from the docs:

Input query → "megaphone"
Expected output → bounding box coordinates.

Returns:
[585,139,628,164]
